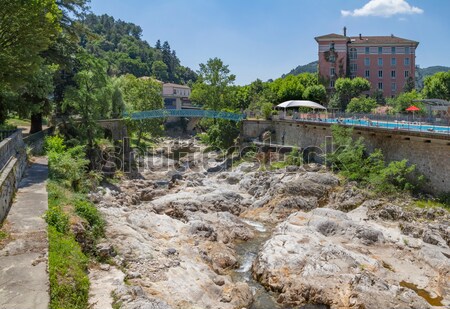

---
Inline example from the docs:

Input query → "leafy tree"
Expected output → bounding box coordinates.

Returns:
[270,75,304,102]
[62,53,112,163]
[386,90,424,114]
[422,71,450,100]
[152,60,169,81]
[118,74,164,147]
[346,96,378,113]
[0,0,61,123]
[303,85,327,103]
[16,64,58,133]
[403,76,416,92]
[334,77,371,110]
[191,57,236,111]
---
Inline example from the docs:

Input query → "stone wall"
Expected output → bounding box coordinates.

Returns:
[242,120,450,194]
[0,131,27,223]
[23,127,54,155]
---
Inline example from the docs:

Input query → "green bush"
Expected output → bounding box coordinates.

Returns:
[75,199,105,239]
[285,148,303,166]
[261,102,273,120]
[45,135,66,154]
[327,124,421,193]
[45,207,69,234]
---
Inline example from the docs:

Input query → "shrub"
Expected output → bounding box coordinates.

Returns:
[261,102,273,120]
[74,199,105,239]
[45,135,66,154]
[327,124,421,193]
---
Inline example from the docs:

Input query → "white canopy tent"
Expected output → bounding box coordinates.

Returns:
[276,100,327,110]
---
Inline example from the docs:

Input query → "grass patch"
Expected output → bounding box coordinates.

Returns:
[6,117,30,127]
[47,180,105,308]
[414,199,449,211]
[48,225,89,309]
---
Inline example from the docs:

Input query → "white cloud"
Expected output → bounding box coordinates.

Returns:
[341,0,424,17]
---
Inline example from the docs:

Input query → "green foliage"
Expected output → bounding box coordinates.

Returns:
[346,96,378,113]
[45,135,67,153]
[386,90,424,114]
[303,84,327,103]
[198,118,240,150]
[261,102,274,119]
[422,71,450,100]
[118,74,164,147]
[74,199,105,239]
[48,226,89,309]
[334,77,371,111]
[285,148,303,166]
[283,61,318,77]
[191,57,236,111]
[327,125,421,193]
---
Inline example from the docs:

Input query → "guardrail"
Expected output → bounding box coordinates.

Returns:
[23,127,54,154]
[0,130,18,141]
[126,109,245,122]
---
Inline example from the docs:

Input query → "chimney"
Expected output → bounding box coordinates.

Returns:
[359,33,362,40]
[343,26,347,37]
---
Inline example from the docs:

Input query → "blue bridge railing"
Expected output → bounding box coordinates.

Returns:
[126,109,245,121]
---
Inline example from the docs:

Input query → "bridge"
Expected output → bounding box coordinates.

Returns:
[126,109,245,122]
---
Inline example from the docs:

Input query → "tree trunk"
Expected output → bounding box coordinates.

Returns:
[29,112,43,134]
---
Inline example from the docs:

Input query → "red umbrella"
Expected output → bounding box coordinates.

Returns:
[406,105,420,111]
[406,105,420,120]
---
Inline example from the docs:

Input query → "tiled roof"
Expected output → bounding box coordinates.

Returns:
[349,35,419,46]
[163,83,190,89]
[315,33,348,41]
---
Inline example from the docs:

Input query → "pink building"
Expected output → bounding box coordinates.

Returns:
[315,29,419,98]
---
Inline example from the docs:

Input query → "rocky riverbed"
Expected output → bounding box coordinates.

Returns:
[88,138,450,309]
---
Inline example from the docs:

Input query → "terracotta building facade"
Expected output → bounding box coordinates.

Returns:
[315,29,419,98]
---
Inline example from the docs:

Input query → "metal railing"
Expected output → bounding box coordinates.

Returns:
[126,109,245,122]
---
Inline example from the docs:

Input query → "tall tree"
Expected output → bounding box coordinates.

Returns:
[0,0,61,123]
[118,75,164,147]
[333,77,371,111]
[191,57,236,111]
[62,53,112,164]
[422,71,450,100]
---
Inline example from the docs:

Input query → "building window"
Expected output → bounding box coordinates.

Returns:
[405,47,410,54]
[330,67,335,76]
[391,47,396,54]
[378,70,383,78]
[391,82,397,91]
[404,57,410,65]
[405,70,410,78]
[378,47,383,54]
[378,58,383,66]
[391,70,396,78]
[365,47,370,54]
[350,63,357,72]
[364,57,370,66]
[378,82,383,90]
[391,57,397,66]
[365,70,370,78]
[330,80,335,88]
[330,42,335,50]
[349,48,357,60]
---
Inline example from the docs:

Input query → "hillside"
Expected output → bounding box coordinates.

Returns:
[282,61,318,77]
[82,14,197,84]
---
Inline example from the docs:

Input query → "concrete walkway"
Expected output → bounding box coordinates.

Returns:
[0,157,49,309]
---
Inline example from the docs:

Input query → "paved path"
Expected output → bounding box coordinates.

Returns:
[0,157,49,309]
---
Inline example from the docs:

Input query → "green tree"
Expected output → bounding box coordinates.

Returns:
[16,64,58,133]
[118,74,164,147]
[387,90,424,114]
[152,60,169,81]
[191,57,236,111]
[422,71,450,100]
[303,85,327,104]
[346,96,378,113]
[0,0,61,123]
[62,53,112,163]
[334,77,371,110]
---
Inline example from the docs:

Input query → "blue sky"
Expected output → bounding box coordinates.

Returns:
[89,0,450,85]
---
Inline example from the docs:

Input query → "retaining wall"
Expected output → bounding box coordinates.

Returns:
[0,131,27,223]
[242,120,450,194]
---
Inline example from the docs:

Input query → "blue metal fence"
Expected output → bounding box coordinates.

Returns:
[126,109,245,122]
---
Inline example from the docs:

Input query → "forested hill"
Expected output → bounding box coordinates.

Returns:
[81,14,197,84]
[282,61,318,77]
